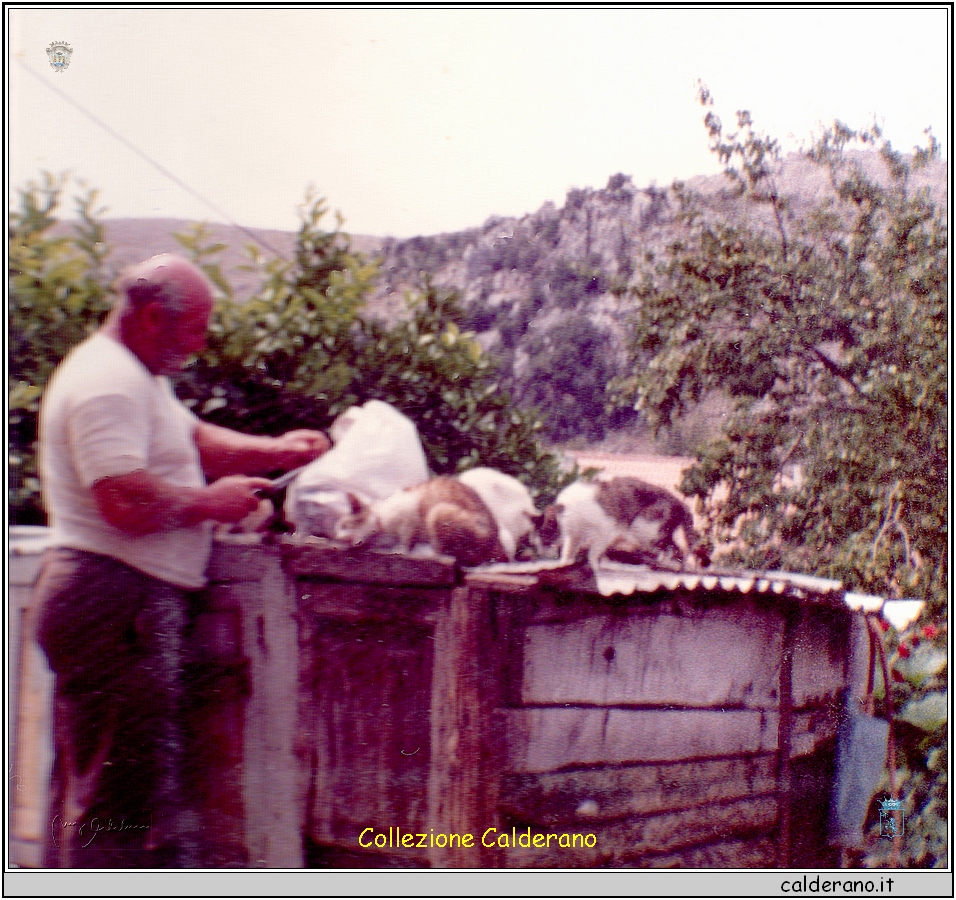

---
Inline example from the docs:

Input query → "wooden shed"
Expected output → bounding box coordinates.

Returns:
[11,534,866,869]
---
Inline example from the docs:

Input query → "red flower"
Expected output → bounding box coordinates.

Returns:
[922,624,941,639]
[897,644,911,659]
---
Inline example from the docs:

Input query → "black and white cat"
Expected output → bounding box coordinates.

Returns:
[547,476,708,573]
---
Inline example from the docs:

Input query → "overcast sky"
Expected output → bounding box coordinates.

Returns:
[7,6,950,238]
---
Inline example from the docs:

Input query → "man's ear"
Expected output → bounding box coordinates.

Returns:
[138,300,169,337]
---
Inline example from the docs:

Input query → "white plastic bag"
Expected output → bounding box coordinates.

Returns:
[284,400,429,537]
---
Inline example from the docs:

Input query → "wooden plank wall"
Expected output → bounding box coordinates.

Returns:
[288,549,516,869]
[283,543,457,867]
[203,543,852,869]
[491,587,849,868]
[11,538,851,870]
[287,564,849,868]
[10,541,302,870]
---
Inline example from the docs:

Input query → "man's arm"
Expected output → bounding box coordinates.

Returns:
[194,422,330,481]
[91,470,273,537]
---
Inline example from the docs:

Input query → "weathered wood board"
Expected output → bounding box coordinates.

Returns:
[500,754,779,825]
[184,584,250,867]
[520,600,783,709]
[219,552,306,868]
[637,835,777,868]
[299,584,438,849]
[283,539,456,587]
[790,605,850,707]
[501,794,779,867]
[9,540,55,869]
[505,708,781,774]
[426,585,505,867]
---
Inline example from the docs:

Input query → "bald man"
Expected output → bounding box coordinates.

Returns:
[32,254,329,867]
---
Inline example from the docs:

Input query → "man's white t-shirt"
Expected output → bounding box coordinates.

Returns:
[39,332,213,588]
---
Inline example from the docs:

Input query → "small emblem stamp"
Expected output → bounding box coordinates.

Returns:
[878,797,905,839]
[46,41,73,73]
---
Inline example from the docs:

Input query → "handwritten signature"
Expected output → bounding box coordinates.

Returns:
[51,814,151,848]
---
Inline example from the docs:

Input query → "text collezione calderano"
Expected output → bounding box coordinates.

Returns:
[358,826,597,851]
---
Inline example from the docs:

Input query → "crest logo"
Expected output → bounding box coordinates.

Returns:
[878,797,905,839]
[46,41,73,73]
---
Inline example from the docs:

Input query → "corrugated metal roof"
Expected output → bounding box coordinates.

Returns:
[471,558,845,603]
[471,560,925,624]
[593,562,843,600]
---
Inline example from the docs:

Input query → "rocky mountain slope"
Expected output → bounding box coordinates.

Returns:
[363,152,945,440]
[76,151,945,443]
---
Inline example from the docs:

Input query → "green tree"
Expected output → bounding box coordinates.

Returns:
[615,90,946,866]
[9,173,111,522]
[517,313,631,443]
[173,194,568,502]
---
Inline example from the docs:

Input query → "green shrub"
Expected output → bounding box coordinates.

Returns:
[9,173,111,523]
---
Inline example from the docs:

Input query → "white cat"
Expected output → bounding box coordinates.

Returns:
[457,467,542,561]
[334,476,507,567]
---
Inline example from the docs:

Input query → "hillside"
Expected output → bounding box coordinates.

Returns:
[54,150,946,444]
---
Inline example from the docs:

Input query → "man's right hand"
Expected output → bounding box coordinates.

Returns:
[202,475,274,523]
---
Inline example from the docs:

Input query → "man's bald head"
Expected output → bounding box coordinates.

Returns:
[106,254,215,375]
[113,253,214,318]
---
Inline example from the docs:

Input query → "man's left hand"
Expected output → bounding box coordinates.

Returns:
[272,429,331,469]
[194,422,332,481]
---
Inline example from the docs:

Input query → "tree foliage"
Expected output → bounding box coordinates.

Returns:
[173,194,568,499]
[516,313,635,443]
[618,90,946,610]
[9,173,112,522]
[615,89,947,867]
[8,179,569,526]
